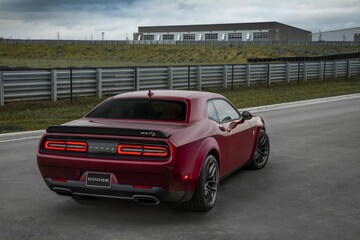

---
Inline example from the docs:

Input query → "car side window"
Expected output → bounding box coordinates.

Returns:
[212,99,240,122]
[207,101,220,122]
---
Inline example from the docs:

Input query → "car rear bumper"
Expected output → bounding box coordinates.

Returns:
[44,178,193,203]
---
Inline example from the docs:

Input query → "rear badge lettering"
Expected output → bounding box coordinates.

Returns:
[88,141,117,154]
[141,131,156,137]
[87,177,109,183]
[86,172,112,188]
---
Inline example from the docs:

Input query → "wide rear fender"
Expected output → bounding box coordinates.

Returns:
[248,117,266,161]
[191,137,220,180]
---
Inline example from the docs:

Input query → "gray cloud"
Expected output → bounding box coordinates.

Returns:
[0,0,359,40]
[0,0,139,12]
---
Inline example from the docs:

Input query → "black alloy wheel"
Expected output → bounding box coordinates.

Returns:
[183,154,219,212]
[250,130,270,169]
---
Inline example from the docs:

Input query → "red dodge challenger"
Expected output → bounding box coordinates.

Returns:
[37,90,270,212]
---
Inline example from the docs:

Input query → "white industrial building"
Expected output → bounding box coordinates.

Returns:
[312,27,360,42]
[134,22,311,42]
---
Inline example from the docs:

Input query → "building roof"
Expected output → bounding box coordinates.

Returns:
[138,21,310,33]
[314,27,360,34]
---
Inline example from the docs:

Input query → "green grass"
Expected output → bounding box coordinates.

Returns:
[217,77,360,108]
[1,43,359,68]
[1,77,359,133]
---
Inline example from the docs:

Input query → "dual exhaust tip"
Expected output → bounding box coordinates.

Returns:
[53,187,160,205]
[133,195,160,205]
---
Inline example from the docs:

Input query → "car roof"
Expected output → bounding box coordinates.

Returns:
[112,90,223,101]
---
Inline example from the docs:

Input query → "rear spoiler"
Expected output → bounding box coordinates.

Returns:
[46,125,170,138]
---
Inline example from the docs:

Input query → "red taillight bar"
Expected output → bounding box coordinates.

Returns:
[44,140,66,151]
[117,144,168,157]
[117,144,143,155]
[66,141,87,152]
[44,140,87,153]
[44,140,167,157]
[143,145,168,157]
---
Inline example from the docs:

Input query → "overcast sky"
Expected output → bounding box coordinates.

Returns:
[0,0,359,40]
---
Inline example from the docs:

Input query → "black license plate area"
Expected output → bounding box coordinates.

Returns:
[86,172,112,188]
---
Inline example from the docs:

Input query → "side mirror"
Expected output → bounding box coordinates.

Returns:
[242,111,252,120]
[227,111,253,132]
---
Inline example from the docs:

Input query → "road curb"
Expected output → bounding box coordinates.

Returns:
[1,93,360,139]
[0,130,45,138]
[244,93,360,113]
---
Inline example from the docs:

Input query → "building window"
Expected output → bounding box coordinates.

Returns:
[205,33,218,40]
[253,32,269,40]
[143,35,154,41]
[163,34,174,40]
[228,33,242,40]
[183,34,195,40]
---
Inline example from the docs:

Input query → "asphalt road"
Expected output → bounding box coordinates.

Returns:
[1,97,359,240]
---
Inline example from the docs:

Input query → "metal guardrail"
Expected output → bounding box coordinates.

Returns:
[0,60,359,106]
[1,39,360,46]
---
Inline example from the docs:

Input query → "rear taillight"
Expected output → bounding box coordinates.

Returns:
[44,140,66,151]
[117,144,168,157]
[117,144,143,155]
[143,145,168,157]
[66,141,87,152]
[44,140,87,153]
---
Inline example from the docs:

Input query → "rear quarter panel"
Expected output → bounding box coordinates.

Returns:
[169,119,221,190]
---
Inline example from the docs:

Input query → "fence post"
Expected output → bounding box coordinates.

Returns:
[333,61,338,79]
[323,61,327,80]
[303,62,308,82]
[231,64,234,90]
[96,68,102,98]
[319,62,324,81]
[70,68,73,103]
[267,63,271,87]
[135,67,140,91]
[0,71,4,106]
[197,66,202,91]
[246,64,251,87]
[51,70,57,102]
[346,60,351,79]
[168,67,173,90]
[286,63,291,83]
[223,65,228,89]
[188,66,190,90]
[297,62,301,85]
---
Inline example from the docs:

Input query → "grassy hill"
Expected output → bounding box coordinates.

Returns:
[0,43,359,68]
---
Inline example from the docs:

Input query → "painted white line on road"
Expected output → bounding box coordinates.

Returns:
[0,136,40,144]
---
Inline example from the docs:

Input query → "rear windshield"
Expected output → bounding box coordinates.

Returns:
[86,98,187,121]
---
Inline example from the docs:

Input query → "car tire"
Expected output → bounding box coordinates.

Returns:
[183,154,219,212]
[249,130,270,169]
